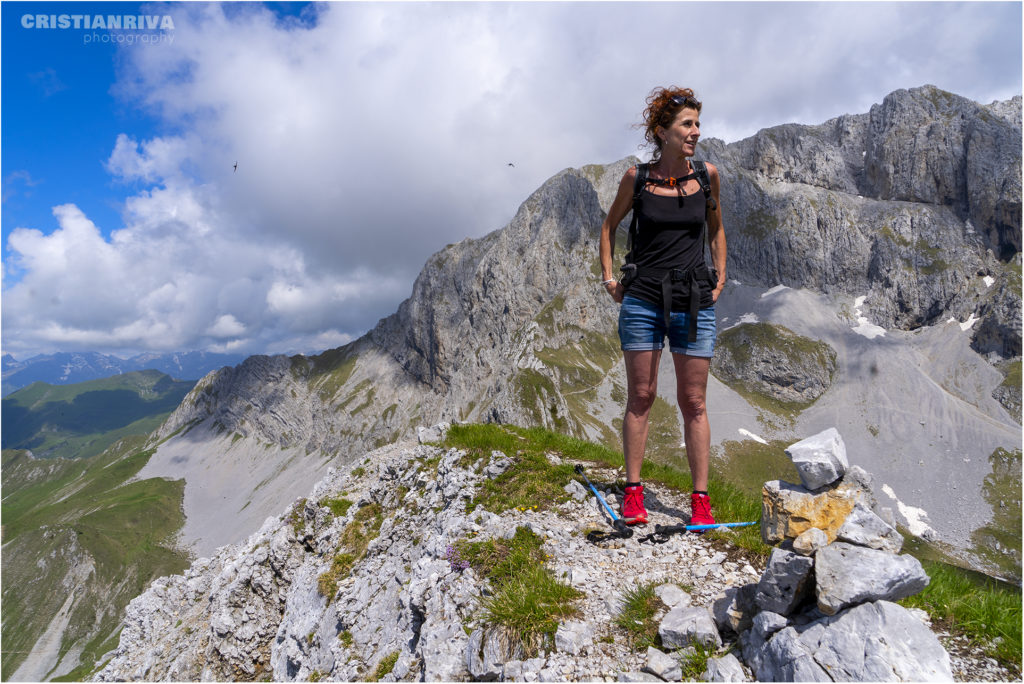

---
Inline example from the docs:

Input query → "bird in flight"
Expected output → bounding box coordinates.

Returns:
[507,162,515,167]
[233,161,238,172]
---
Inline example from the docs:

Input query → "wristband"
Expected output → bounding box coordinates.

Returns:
[601,279,616,286]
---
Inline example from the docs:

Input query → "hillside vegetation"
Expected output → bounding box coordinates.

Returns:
[1,436,189,681]
[1,370,194,460]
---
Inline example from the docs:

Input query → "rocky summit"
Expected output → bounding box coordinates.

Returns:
[90,425,1009,682]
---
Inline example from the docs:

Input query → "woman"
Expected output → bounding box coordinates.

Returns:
[598,87,727,526]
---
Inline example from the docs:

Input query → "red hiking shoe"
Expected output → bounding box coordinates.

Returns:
[690,492,715,526]
[622,485,648,525]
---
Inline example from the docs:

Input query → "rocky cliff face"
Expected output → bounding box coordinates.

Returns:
[703,86,1020,351]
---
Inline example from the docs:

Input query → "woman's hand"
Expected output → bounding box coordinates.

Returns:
[604,280,624,303]
[711,282,725,304]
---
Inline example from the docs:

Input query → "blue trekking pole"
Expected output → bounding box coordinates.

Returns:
[642,520,759,544]
[574,465,633,540]
[679,521,758,532]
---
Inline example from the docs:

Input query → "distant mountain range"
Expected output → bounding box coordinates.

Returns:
[1,350,246,396]
[1,369,195,460]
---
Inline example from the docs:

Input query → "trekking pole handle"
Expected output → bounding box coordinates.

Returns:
[574,464,622,522]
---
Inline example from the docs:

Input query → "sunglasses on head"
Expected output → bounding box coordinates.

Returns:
[671,94,699,108]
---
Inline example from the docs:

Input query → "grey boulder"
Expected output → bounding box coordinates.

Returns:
[755,600,953,682]
[658,605,722,650]
[815,543,929,615]
[711,583,758,635]
[792,527,829,556]
[836,501,903,553]
[703,653,750,682]
[755,547,815,616]
[644,646,682,682]
[785,428,849,490]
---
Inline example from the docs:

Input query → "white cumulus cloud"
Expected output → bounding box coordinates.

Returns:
[2,2,1019,357]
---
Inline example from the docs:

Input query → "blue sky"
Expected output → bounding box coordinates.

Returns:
[2,1,1021,359]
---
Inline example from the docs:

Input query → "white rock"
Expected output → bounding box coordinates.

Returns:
[654,584,691,608]
[644,647,682,681]
[785,428,849,490]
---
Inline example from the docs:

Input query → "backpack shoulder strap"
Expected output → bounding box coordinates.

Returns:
[632,162,649,203]
[625,163,649,258]
[691,160,717,211]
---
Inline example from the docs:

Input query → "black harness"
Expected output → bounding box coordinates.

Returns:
[620,161,717,344]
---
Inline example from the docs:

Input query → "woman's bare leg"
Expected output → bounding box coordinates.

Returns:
[672,354,712,491]
[623,349,661,483]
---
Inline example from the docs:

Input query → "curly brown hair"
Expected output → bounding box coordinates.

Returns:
[640,87,702,161]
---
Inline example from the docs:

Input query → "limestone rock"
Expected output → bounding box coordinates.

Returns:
[755,601,953,681]
[644,647,682,682]
[754,547,815,616]
[703,653,749,682]
[711,583,758,635]
[836,500,903,553]
[785,428,849,490]
[738,611,789,677]
[618,672,662,682]
[554,620,594,656]
[466,628,504,681]
[792,527,829,556]
[416,423,450,444]
[564,479,588,501]
[658,605,722,651]
[711,323,838,407]
[761,479,867,544]
[654,583,691,609]
[815,542,930,615]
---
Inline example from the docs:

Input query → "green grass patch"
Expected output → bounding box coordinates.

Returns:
[298,344,359,401]
[741,207,780,240]
[512,369,567,433]
[901,560,1022,670]
[970,447,1022,580]
[679,643,717,679]
[458,527,582,656]
[999,360,1022,391]
[320,497,354,518]
[613,582,665,650]
[373,651,400,679]
[288,498,309,536]
[444,423,769,556]
[712,322,836,417]
[317,503,384,603]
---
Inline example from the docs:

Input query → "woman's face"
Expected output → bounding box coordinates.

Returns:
[659,106,701,157]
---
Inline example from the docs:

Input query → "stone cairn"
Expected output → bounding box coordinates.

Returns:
[704,427,953,682]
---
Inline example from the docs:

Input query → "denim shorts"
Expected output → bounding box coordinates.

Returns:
[618,295,717,357]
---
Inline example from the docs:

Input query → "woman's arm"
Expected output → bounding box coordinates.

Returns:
[705,163,727,303]
[599,167,638,303]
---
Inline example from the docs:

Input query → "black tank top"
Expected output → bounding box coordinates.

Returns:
[624,188,713,310]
